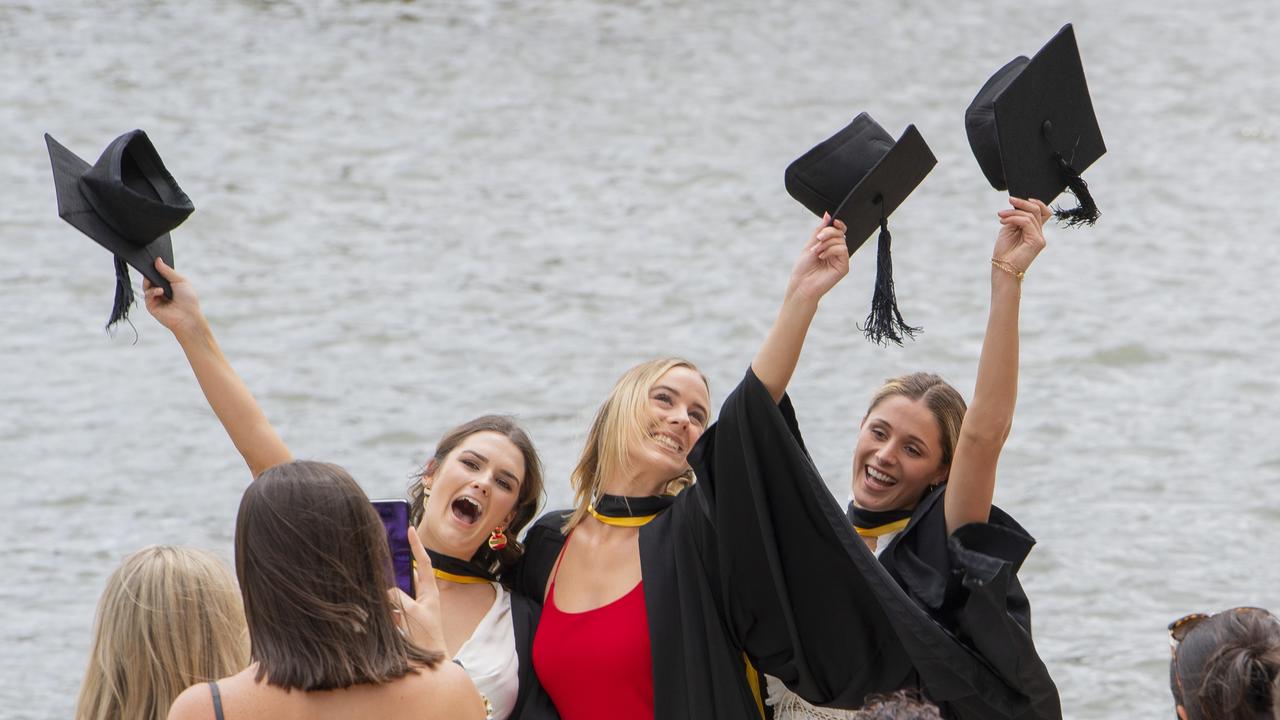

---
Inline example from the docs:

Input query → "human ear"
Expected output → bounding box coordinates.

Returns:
[931,463,951,488]
[1176,705,1187,720]
[421,458,439,491]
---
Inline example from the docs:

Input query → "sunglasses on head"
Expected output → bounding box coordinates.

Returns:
[1169,607,1274,648]
[1168,607,1277,711]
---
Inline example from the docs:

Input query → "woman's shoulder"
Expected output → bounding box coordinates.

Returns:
[165,667,255,720]
[166,682,217,720]
[527,509,572,536]
[400,661,488,718]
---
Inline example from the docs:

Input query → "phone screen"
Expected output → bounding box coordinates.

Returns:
[371,499,415,597]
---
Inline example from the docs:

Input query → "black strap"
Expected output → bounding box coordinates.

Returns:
[208,681,224,720]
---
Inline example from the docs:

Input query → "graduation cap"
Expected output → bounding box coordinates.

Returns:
[785,113,937,346]
[45,129,194,331]
[965,23,1106,226]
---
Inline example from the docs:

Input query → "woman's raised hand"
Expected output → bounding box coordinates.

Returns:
[143,258,205,339]
[993,197,1051,276]
[786,212,850,304]
[390,525,448,656]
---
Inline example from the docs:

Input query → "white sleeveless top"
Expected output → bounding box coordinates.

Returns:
[764,536,895,719]
[454,582,520,720]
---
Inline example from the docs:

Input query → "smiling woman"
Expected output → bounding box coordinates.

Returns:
[142,260,557,720]
[755,198,1063,720]
[513,216,924,719]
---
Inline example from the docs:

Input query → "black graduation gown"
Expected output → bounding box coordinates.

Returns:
[874,486,1062,719]
[429,550,558,720]
[676,368,1059,719]
[507,592,560,720]
[514,369,920,719]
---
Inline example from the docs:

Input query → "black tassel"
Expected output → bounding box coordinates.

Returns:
[1051,153,1100,227]
[106,255,135,332]
[860,216,921,346]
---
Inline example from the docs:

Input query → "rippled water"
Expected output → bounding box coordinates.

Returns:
[2,1,1278,718]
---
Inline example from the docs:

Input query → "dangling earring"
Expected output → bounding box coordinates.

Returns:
[488,526,508,551]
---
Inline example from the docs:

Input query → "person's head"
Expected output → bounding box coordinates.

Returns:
[74,546,247,720]
[566,357,710,531]
[855,689,944,719]
[236,460,441,691]
[851,372,966,512]
[407,415,544,572]
[1169,607,1280,720]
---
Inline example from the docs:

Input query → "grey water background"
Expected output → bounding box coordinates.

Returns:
[1,0,1278,717]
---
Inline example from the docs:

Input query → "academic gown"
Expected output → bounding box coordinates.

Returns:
[514,368,921,719]
[431,549,558,720]
[872,486,1062,719]
[506,592,560,720]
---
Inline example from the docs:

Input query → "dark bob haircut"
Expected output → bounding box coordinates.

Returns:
[236,460,441,690]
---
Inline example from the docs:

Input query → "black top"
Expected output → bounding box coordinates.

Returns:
[514,369,918,718]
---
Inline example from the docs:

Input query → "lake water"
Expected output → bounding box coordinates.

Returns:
[1,1,1278,718]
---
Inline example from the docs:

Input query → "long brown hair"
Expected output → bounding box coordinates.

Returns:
[407,415,545,572]
[74,546,248,720]
[564,357,708,532]
[236,461,441,690]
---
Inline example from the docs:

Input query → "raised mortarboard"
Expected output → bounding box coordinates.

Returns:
[45,129,194,332]
[965,23,1106,226]
[785,112,937,346]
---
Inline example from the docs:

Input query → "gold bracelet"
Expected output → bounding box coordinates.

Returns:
[991,257,1025,281]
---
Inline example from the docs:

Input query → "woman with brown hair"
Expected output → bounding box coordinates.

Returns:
[759,197,1061,719]
[515,215,921,718]
[166,460,486,720]
[75,546,248,720]
[1169,607,1280,720]
[144,261,556,719]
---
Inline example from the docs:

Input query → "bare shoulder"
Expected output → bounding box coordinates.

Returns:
[401,662,486,720]
[165,682,214,720]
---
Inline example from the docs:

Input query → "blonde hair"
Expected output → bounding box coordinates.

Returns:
[564,357,709,532]
[866,372,968,468]
[75,546,248,720]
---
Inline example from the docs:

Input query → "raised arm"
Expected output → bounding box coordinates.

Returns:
[144,258,292,479]
[944,196,1050,533]
[751,214,850,402]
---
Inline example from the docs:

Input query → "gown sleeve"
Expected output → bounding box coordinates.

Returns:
[881,489,1061,719]
[508,511,571,604]
[688,368,1058,718]
[687,367,916,707]
[507,592,561,720]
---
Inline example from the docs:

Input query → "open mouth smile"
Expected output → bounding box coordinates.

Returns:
[450,496,484,525]
[652,432,685,455]
[864,465,899,492]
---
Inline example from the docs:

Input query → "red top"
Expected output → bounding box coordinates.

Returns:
[531,546,654,720]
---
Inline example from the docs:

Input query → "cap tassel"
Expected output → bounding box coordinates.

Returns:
[106,255,135,332]
[1051,152,1100,227]
[860,211,921,347]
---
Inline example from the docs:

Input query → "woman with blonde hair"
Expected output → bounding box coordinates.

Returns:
[75,545,248,720]
[516,215,918,718]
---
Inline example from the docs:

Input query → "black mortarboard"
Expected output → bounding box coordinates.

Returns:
[45,130,194,331]
[785,113,937,346]
[965,23,1106,226]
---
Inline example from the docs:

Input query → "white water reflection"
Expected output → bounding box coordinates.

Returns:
[1,1,1278,718]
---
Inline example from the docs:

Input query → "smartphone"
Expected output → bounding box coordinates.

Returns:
[371,499,415,597]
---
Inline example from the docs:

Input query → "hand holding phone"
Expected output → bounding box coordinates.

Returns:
[372,499,415,597]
